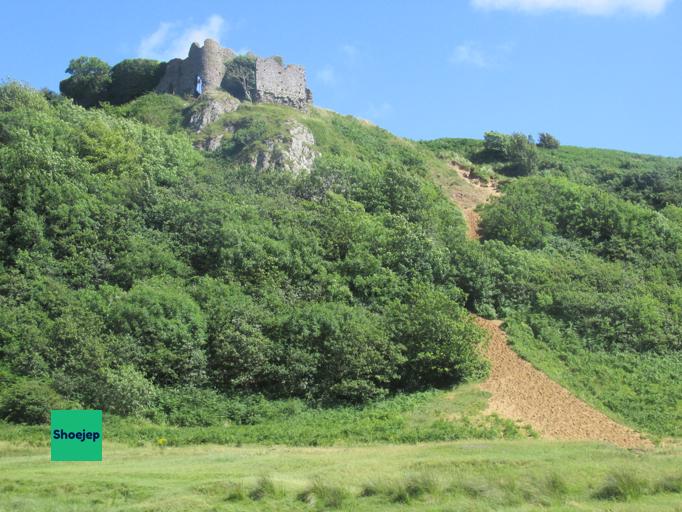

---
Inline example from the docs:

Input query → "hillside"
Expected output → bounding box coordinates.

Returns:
[1,81,682,443]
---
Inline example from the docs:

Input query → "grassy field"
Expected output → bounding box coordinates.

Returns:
[1,439,681,511]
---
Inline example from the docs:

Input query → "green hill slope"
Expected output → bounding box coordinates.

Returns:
[1,83,680,441]
[422,137,682,437]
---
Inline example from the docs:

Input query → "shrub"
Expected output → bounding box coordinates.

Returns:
[0,380,71,424]
[470,164,494,184]
[484,131,510,157]
[59,56,111,107]
[507,133,539,175]
[107,278,208,386]
[157,386,228,427]
[483,131,538,175]
[108,59,165,105]
[537,132,560,149]
[94,365,157,417]
[222,55,257,101]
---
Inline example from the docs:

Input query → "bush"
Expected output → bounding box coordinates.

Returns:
[107,278,208,386]
[0,380,72,424]
[108,59,165,105]
[537,132,560,149]
[483,131,510,157]
[157,386,227,427]
[59,56,111,107]
[222,55,257,101]
[483,131,538,175]
[507,133,539,175]
[94,365,157,417]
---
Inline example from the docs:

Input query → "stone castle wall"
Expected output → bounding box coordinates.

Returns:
[156,40,235,96]
[255,57,311,110]
[155,39,311,110]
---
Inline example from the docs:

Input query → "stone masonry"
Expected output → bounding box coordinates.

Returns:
[155,39,312,110]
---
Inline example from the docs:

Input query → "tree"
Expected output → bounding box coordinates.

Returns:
[107,278,208,386]
[59,57,111,107]
[483,131,510,157]
[538,132,560,149]
[222,55,257,101]
[107,59,165,105]
[507,133,539,175]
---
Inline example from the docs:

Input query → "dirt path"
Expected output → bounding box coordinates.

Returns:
[448,163,651,448]
[449,164,499,239]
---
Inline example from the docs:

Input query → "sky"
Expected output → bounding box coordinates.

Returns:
[1,0,681,156]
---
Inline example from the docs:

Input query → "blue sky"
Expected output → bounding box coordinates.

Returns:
[2,0,680,156]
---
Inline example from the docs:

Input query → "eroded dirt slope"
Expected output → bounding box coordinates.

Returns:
[448,163,651,448]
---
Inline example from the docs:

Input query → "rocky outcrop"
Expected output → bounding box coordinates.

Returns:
[186,91,240,132]
[155,39,312,111]
[246,120,317,174]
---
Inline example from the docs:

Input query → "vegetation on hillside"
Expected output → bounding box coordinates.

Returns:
[0,82,488,430]
[421,137,682,437]
[2,79,682,441]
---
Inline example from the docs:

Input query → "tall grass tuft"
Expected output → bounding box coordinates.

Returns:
[297,479,349,509]
[248,476,278,501]
[225,481,246,501]
[540,472,568,498]
[594,471,649,501]
[655,474,682,494]
[360,473,438,503]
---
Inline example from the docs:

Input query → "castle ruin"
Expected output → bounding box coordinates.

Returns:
[155,39,312,110]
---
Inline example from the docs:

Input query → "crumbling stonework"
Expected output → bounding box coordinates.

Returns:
[156,39,235,96]
[255,57,311,110]
[155,39,312,110]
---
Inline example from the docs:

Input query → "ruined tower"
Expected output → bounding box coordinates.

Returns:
[155,39,235,96]
[154,39,312,110]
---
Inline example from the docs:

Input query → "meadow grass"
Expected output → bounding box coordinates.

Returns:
[0,385,524,448]
[0,439,680,511]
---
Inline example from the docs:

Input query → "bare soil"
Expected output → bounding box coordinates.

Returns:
[477,317,651,448]
[448,164,652,448]
[448,164,499,239]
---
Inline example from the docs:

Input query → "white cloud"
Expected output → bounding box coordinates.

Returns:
[367,101,393,120]
[471,0,671,15]
[451,42,490,68]
[316,65,336,85]
[138,15,226,60]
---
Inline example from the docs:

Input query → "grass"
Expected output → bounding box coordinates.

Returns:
[1,439,681,511]
[594,471,650,501]
[297,479,350,509]
[0,385,524,447]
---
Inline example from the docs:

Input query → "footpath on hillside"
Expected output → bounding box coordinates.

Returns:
[448,164,651,449]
